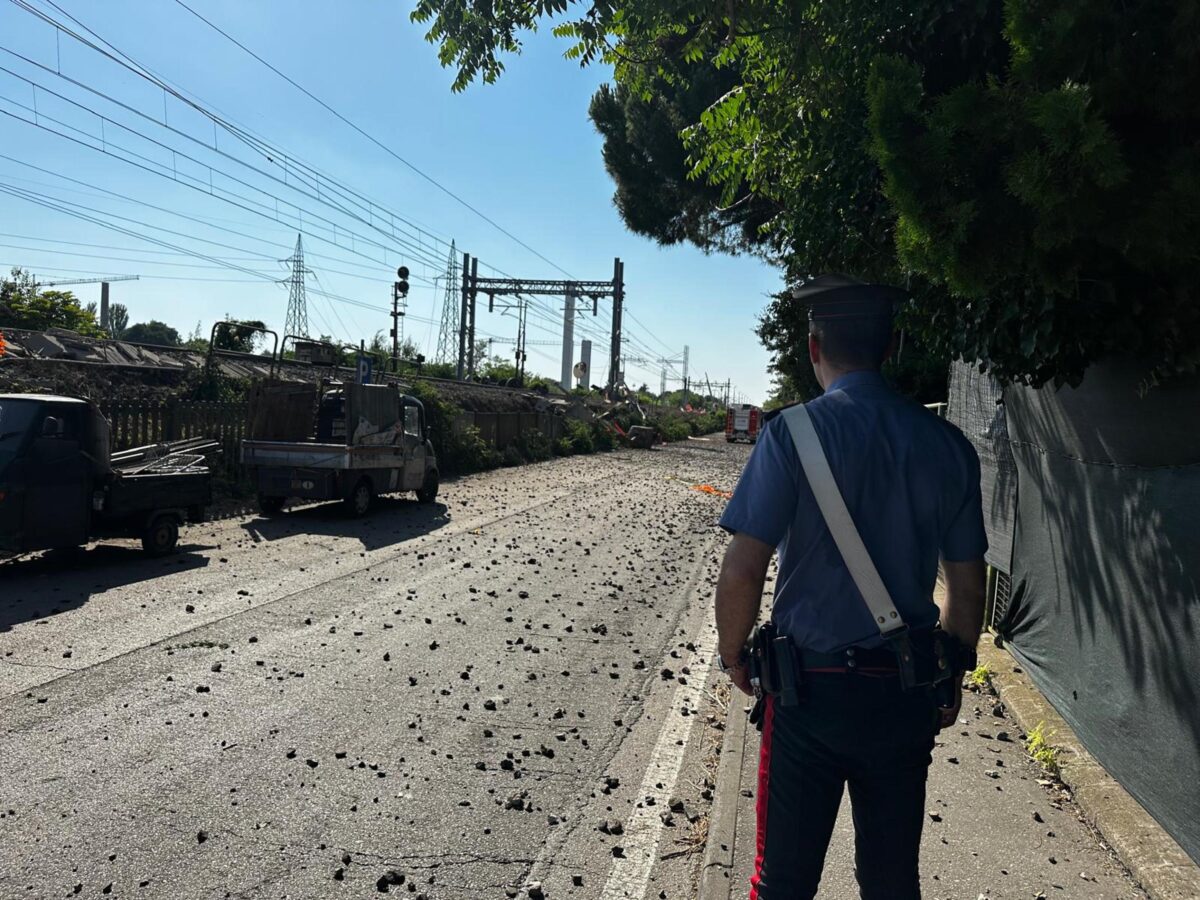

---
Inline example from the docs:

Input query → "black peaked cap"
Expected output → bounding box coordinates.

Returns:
[793,274,907,321]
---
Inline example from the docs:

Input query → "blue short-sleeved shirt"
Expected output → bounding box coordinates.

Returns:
[719,370,987,652]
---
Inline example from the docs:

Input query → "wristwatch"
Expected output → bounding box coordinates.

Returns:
[717,652,744,673]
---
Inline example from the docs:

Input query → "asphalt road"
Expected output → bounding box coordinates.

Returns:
[0,438,744,900]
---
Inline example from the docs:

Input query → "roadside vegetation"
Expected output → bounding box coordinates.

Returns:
[3,278,729,482]
[1025,722,1062,776]
[967,663,994,690]
[409,379,725,477]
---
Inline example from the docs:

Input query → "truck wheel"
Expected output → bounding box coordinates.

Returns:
[258,494,286,515]
[142,514,179,557]
[345,478,373,517]
[416,471,439,504]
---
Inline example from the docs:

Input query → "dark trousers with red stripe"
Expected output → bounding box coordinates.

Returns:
[750,673,938,900]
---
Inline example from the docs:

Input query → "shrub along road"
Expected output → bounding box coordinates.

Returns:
[0,438,742,899]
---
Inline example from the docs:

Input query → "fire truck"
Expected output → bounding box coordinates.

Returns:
[725,403,761,444]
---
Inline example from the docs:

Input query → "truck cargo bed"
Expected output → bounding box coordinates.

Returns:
[104,470,212,519]
[241,440,404,470]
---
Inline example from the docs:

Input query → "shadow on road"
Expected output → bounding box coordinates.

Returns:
[237,495,450,551]
[0,545,213,632]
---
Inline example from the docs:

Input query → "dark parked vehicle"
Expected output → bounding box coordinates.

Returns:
[0,394,212,556]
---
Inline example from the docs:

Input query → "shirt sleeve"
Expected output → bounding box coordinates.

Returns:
[940,440,989,562]
[718,418,800,547]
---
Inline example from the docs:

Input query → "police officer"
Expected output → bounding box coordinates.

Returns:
[714,274,987,900]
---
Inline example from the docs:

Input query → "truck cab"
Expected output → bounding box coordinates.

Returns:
[0,394,96,551]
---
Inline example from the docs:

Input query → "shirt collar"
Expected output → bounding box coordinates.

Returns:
[825,370,886,394]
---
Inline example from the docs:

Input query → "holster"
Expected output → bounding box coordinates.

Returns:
[746,622,805,708]
[889,627,972,694]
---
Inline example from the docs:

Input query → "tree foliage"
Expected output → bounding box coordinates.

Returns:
[867,1,1200,385]
[412,0,1198,388]
[0,268,104,336]
[109,303,130,339]
[588,69,775,256]
[123,320,183,347]
[213,316,267,354]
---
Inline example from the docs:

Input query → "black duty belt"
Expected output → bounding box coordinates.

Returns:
[797,645,899,672]
[746,621,971,709]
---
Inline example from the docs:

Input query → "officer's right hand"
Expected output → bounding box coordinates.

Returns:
[722,656,754,696]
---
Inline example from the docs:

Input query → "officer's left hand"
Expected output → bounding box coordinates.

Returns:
[937,679,963,730]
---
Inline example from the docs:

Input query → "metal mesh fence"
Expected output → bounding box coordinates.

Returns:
[946,362,1018,573]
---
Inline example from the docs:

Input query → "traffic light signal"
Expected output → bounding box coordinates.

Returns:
[395,266,410,298]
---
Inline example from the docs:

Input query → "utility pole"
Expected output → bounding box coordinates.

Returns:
[579,339,592,391]
[467,256,479,378]
[560,285,576,391]
[516,297,528,385]
[100,281,110,334]
[608,257,624,395]
[391,265,409,372]
[457,252,470,379]
[681,345,690,405]
[452,260,624,387]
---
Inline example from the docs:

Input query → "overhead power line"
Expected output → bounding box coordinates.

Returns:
[2,3,454,270]
[0,154,410,279]
[0,72,447,275]
[168,0,575,279]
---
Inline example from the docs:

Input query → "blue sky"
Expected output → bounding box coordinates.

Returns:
[0,0,782,402]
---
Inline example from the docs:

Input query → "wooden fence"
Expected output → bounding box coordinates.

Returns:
[99,401,250,478]
[97,400,564,478]
[454,410,565,448]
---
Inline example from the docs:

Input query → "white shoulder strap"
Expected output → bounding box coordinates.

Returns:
[781,404,907,637]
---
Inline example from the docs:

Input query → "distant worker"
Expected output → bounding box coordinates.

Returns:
[713,274,987,899]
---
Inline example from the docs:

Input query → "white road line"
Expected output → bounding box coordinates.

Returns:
[599,642,714,900]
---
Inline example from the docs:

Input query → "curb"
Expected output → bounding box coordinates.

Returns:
[980,638,1200,900]
[699,691,750,900]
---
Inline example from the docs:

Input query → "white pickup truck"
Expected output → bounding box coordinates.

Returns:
[241,382,438,516]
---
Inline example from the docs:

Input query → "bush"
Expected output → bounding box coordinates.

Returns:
[591,422,617,452]
[555,437,574,457]
[444,424,495,474]
[564,419,595,455]
[502,444,525,467]
[515,428,553,462]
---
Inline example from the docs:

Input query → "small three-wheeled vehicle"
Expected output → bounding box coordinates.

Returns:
[0,394,212,556]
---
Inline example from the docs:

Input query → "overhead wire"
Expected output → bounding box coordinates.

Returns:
[0,79,447,276]
[0,153,408,279]
[7,1,464,265]
[166,0,576,279]
[0,44,451,274]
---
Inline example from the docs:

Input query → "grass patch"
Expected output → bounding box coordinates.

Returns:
[966,663,993,688]
[1025,721,1061,775]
